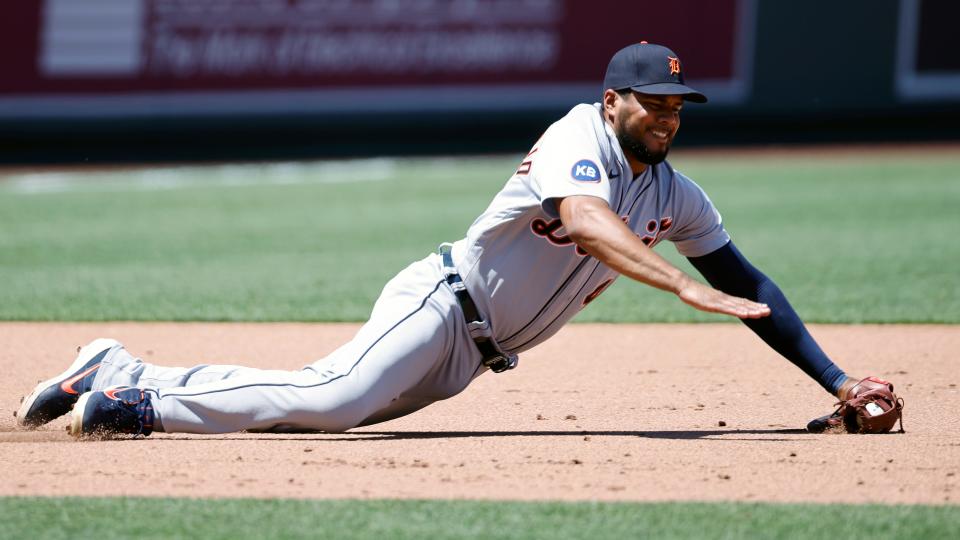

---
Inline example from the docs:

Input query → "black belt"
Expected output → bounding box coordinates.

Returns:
[441,247,515,373]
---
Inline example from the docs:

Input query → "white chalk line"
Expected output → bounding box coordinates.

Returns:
[0,158,403,195]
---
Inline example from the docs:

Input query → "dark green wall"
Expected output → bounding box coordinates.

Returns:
[751,1,902,112]
[2,1,957,164]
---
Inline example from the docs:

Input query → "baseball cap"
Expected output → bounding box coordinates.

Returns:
[603,42,707,103]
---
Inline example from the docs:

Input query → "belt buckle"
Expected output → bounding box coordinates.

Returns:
[484,354,517,373]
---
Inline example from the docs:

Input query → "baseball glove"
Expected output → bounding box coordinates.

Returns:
[806,376,904,434]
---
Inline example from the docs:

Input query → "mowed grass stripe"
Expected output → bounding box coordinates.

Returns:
[1,497,958,540]
[0,152,957,322]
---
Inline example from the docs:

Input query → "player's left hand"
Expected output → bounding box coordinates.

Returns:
[807,376,904,434]
[676,279,771,319]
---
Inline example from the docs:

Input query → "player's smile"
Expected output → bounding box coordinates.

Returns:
[648,127,670,140]
[607,91,682,170]
[633,93,681,148]
[645,126,673,148]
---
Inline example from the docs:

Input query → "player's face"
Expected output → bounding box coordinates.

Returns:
[613,92,683,165]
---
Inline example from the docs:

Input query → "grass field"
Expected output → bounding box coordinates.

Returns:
[3,497,959,540]
[2,149,958,539]
[1,151,958,323]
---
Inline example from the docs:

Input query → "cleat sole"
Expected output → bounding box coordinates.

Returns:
[68,392,94,437]
[16,338,119,428]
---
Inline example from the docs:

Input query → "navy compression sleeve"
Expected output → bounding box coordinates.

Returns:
[687,241,846,395]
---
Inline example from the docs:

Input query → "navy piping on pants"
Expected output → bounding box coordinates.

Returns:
[156,279,447,399]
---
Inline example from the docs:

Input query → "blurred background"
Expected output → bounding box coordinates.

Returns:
[1,0,958,164]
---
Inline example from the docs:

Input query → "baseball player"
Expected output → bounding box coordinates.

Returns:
[16,43,898,437]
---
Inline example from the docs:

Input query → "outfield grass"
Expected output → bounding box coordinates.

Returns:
[2,152,957,535]
[0,151,957,323]
[2,497,958,540]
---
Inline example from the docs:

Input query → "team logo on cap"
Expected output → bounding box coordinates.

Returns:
[571,159,601,182]
[668,56,681,75]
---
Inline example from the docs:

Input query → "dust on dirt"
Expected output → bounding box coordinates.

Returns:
[1,322,957,504]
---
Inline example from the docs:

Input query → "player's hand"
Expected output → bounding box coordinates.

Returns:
[676,279,770,319]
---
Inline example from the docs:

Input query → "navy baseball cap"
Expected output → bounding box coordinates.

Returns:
[603,42,707,103]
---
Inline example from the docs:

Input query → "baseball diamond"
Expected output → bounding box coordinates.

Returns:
[16,43,902,439]
[6,0,960,530]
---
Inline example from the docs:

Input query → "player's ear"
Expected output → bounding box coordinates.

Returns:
[602,89,624,124]
[603,89,620,111]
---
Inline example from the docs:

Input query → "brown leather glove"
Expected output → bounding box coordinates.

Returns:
[807,376,904,434]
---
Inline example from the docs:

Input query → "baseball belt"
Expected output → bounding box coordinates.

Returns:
[439,244,517,373]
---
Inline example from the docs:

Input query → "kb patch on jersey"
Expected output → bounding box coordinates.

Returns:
[571,159,601,182]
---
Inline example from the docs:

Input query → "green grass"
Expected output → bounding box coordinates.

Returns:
[585,152,960,323]
[1,497,957,540]
[0,152,957,322]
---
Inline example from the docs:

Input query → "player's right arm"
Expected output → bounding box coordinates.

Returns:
[557,194,770,319]
[687,240,850,395]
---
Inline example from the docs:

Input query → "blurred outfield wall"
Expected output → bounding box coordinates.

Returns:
[0,0,957,163]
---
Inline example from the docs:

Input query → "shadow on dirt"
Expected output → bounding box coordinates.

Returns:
[138,427,815,442]
[344,429,812,441]
[2,426,820,443]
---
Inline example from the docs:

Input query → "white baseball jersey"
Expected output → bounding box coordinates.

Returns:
[85,103,732,435]
[451,103,730,355]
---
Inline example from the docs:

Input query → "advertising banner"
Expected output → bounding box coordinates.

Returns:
[0,0,755,118]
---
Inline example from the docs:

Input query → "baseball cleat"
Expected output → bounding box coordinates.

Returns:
[16,338,123,428]
[69,386,155,438]
[806,412,842,433]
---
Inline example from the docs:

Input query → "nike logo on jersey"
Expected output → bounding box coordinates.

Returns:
[608,171,620,179]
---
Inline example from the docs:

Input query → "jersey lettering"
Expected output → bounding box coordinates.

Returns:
[530,218,588,256]
[530,216,630,256]
[639,217,673,247]
[583,278,614,306]
[516,147,538,176]
[530,214,669,255]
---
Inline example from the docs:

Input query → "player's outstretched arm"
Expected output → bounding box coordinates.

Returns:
[687,240,848,395]
[557,195,769,319]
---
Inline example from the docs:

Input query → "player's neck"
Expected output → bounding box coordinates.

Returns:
[626,156,648,177]
[604,114,649,177]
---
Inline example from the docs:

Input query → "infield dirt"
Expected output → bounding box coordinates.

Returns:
[1,322,957,504]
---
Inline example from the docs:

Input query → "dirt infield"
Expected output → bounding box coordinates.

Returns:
[1,322,957,504]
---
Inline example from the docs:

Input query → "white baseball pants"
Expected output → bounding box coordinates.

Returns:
[92,253,487,433]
